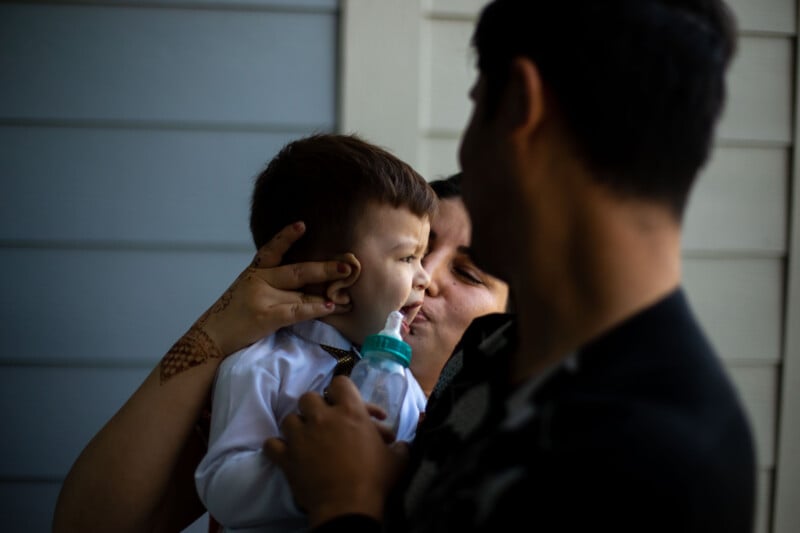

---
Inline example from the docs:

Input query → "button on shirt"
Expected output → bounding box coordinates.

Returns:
[195,319,427,533]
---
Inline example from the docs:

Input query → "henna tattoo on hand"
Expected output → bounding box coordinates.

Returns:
[210,287,234,315]
[160,325,223,383]
[195,283,236,329]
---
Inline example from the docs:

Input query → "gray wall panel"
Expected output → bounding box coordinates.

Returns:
[0,3,337,126]
[0,127,304,243]
[0,366,151,479]
[129,0,338,8]
[0,0,337,527]
[0,248,253,364]
[0,481,62,531]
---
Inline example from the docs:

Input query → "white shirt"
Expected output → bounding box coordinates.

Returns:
[195,319,427,533]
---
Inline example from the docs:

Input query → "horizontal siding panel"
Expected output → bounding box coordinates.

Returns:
[28,0,339,9]
[0,126,310,243]
[423,25,789,147]
[426,0,796,34]
[727,0,797,34]
[0,481,62,532]
[684,146,788,254]
[727,365,778,468]
[0,3,336,125]
[422,137,788,255]
[683,257,783,363]
[0,367,151,479]
[718,35,794,144]
[0,248,252,364]
[426,0,483,17]
[112,0,338,9]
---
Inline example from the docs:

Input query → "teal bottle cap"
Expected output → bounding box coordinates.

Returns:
[362,334,411,366]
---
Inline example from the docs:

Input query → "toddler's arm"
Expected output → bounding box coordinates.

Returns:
[195,348,302,528]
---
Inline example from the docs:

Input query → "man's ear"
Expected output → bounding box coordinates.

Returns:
[501,57,546,137]
[325,253,361,307]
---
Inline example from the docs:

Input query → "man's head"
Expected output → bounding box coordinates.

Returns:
[250,134,437,343]
[467,0,737,217]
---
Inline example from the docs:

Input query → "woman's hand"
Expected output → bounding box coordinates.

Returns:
[199,221,354,357]
[264,377,409,527]
[159,222,354,383]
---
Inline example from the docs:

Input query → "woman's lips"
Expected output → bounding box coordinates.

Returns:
[413,308,429,324]
[400,303,423,333]
[406,309,430,336]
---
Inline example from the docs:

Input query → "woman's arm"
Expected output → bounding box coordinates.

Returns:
[53,222,352,533]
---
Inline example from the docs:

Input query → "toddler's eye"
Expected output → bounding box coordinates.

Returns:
[402,256,416,263]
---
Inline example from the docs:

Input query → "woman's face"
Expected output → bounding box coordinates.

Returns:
[404,197,509,395]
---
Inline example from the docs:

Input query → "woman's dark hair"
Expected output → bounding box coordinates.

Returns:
[429,173,462,200]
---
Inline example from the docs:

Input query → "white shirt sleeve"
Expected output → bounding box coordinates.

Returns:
[194,340,303,529]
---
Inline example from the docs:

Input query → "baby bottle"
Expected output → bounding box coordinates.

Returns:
[349,310,411,436]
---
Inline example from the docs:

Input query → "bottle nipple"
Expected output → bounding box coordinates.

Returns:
[380,310,404,340]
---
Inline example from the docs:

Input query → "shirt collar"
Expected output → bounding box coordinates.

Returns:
[286,319,355,353]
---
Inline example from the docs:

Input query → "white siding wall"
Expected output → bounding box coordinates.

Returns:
[0,1,339,531]
[341,1,799,532]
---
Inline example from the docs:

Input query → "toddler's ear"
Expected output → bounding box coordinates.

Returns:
[326,253,361,307]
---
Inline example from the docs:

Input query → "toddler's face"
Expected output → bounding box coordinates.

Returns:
[343,202,430,344]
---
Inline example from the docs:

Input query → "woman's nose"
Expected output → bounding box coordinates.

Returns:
[422,253,443,296]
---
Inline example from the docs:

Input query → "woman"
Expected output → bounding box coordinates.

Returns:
[52,175,509,533]
[406,175,509,396]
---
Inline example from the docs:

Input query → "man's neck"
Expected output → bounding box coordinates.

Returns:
[507,190,682,385]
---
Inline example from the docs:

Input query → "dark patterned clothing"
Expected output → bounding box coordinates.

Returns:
[316,289,756,533]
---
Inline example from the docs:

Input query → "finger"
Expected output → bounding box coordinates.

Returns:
[390,440,411,458]
[296,390,329,421]
[263,436,288,464]
[365,403,388,420]
[325,376,367,410]
[373,420,397,444]
[256,260,352,291]
[278,412,305,437]
[388,441,412,476]
[252,222,307,269]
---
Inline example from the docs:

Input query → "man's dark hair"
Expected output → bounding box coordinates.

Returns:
[473,0,737,216]
[250,134,437,264]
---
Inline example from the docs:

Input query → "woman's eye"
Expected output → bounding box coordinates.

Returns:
[454,267,483,285]
[402,255,416,263]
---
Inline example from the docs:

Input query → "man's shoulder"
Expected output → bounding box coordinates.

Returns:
[457,312,516,352]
